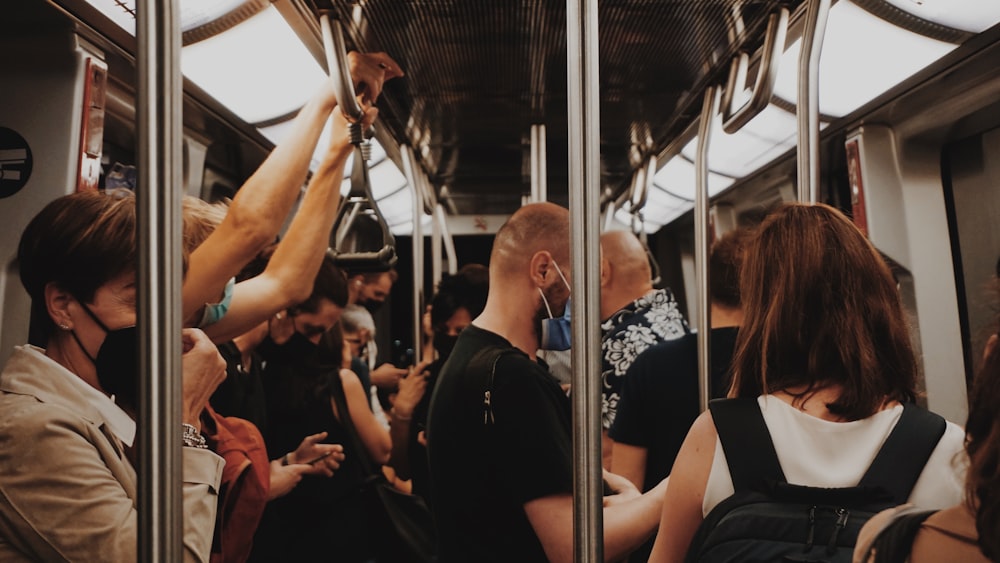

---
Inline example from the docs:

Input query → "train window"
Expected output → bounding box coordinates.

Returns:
[942,127,1000,387]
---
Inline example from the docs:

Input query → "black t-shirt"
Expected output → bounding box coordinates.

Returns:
[610,327,739,490]
[211,341,268,433]
[609,327,738,563]
[427,325,573,563]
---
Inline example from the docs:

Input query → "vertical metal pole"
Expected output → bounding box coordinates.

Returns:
[796,0,831,204]
[431,201,443,288]
[136,0,183,560]
[695,87,718,413]
[436,203,458,275]
[538,124,548,202]
[402,145,425,365]
[411,183,424,366]
[567,0,602,560]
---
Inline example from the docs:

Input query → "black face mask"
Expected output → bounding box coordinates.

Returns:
[433,332,459,361]
[257,331,320,366]
[71,303,138,409]
[362,299,384,315]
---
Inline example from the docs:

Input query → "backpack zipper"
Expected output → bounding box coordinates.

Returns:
[826,508,850,554]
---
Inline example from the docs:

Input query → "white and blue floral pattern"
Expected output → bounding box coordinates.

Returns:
[601,288,688,429]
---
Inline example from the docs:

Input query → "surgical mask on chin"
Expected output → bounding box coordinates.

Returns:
[538,260,572,351]
[197,277,235,328]
[71,303,139,409]
[540,296,572,351]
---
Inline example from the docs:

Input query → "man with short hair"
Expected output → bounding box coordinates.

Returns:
[427,203,665,563]
[609,227,751,563]
[599,230,688,468]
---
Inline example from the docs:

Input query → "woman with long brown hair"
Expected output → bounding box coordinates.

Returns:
[648,202,967,563]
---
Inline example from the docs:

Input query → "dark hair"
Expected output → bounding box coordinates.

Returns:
[708,227,753,309]
[967,318,1000,558]
[729,203,916,420]
[297,256,349,312]
[18,190,137,346]
[430,264,489,329]
[362,268,398,285]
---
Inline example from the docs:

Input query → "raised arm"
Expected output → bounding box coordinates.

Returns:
[201,104,364,343]
[387,359,432,479]
[182,52,403,324]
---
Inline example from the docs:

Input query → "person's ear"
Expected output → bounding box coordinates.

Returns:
[528,251,553,288]
[44,282,75,331]
[600,255,611,289]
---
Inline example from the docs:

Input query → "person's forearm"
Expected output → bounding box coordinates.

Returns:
[258,136,352,305]
[387,407,416,478]
[603,485,665,561]
[181,88,337,322]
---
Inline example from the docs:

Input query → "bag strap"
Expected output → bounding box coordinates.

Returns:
[709,397,786,491]
[858,402,946,504]
[465,345,517,426]
[856,505,937,563]
[327,367,378,479]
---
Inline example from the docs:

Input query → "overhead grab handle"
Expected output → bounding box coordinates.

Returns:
[720,7,789,135]
[320,13,397,272]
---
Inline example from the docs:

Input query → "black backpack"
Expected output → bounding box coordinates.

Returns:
[685,398,946,563]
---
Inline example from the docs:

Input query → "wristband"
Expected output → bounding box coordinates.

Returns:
[391,409,412,421]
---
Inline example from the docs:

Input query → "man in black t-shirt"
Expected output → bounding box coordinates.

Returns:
[427,203,666,563]
[608,227,750,563]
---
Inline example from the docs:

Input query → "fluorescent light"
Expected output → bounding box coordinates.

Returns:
[773,1,954,118]
[83,0,260,36]
[368,159,408,200]
[883,0,1000,34]
[653,155,735,201]
[183,6,327,124]
[682,105,799,178]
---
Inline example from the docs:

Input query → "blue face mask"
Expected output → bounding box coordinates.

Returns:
[539,261,572,351]
[197,277,235,328]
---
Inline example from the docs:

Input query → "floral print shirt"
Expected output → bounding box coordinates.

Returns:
[601,288,688,429]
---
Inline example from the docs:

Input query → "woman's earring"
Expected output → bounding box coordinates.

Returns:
[59,323,70,330]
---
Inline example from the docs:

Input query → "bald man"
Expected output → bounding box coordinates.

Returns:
[600,231,688,467]
[427,204,666,563]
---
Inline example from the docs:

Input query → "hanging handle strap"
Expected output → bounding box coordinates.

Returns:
[319,14,397,271]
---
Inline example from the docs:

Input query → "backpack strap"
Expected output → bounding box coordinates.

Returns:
[463,345,519,426]
[709,397,786,491]
[858,403,946,504]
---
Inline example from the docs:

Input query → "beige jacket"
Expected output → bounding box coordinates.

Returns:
[0,346,224,562]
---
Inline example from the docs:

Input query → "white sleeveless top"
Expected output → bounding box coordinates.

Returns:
[702,395,967,516]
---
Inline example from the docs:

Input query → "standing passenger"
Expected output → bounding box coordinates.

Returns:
[599,230,689,468]
[648,203,967,563]
[609,227,751,563]
[427,203,666,563]
[0,191,226,561]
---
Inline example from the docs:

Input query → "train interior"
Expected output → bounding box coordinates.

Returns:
[3,0,1000,427]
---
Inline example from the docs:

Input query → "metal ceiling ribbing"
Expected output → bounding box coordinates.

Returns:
[314,0,802,215]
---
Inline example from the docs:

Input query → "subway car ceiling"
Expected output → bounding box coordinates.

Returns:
[13,0,1000,237]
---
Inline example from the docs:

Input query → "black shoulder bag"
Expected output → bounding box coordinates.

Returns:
[328,370,438,563]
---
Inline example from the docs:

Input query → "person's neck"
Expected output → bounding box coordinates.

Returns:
[601,285,653,320]
[475,297,540,360]
[45,335,103,393]
[709,304,743,328]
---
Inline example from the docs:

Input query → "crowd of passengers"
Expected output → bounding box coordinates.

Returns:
[0,49,997,563]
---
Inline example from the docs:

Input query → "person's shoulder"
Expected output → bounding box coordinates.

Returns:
[633,333,697,365]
